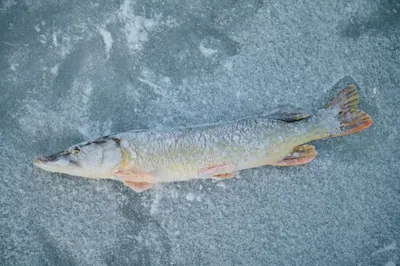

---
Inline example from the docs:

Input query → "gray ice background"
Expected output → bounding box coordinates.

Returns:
[1,0,399,265]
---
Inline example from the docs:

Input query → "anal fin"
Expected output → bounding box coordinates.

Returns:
[273,144,317,166]
[213,172,236,179]
[199,163,236,176]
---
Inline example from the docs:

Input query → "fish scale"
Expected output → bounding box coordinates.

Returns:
[114,117,317,182]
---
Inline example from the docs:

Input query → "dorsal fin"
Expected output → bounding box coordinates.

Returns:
[259,107,310,122]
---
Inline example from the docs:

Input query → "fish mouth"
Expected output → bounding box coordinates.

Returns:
[34,156,54,164]
[34,157,53,167]
[33,151,79,172]
[33,157,42,166]
[33,155,61,172]
[34,151,64,165]
[33,156,57,172]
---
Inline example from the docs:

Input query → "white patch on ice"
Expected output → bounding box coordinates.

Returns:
[385,261,396,266]
[138,69,167,96]
[216,182,226,189]
[81,82,93,106]
[50,64,59,75]
[52,32,58,47]
[119,0,131,18]
[40,34,47,44]
[199,43,218,57]
[143,18,157,28]
[186,193,195,201]
[372,241,397,256]
[99,28,113,59]
[102,119,112,136]
[60,35,72,58]
[75,82,95,138]
[38,22,90,60]
[222,60,233,70]
[150,191,161,215]
[163,77,171,83]
[10,64,18,71]
[164,16,179,28]
[118,0,159,52]
[138,77,162,91]
[2,0,16,10]
[372,87,377,95]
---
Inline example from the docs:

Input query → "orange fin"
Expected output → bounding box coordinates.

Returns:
[115,170,154,183]
[124,181,154,193]
[213,172,236,179]
[199,163,236,176]
[325,84,373,137]
[273,144,317,166]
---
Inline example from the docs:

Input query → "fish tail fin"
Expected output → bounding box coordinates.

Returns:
[323,84,373,138]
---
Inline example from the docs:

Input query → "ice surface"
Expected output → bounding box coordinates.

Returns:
[372,241,397,257]
[1,0,400,265]
[98,28,114,59]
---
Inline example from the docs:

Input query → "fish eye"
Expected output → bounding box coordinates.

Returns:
[71,147,80,155]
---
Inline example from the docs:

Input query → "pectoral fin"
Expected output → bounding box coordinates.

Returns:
[272,144,317,166]
[115,170,154,183]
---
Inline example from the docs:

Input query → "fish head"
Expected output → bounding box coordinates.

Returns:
[34,138,123,178]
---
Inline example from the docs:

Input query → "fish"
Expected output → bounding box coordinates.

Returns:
[34,85,373,192]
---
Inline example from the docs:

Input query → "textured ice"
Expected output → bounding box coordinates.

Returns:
[98,28,113,59]
[199,43,218,57]
[1,0,400,265]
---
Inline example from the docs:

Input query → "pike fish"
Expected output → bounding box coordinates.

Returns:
[34,85,373,192]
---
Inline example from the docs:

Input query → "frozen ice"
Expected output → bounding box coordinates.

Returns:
[1,0,400,265]
[50,64,59,75]
[199,43,218,57]
[372,241,397,256]
[98,28,113,59]
[117,0,162,52]
[186,193,195,202]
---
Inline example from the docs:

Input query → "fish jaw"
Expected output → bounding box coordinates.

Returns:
[33,156,118,179]
[33,155,82,176]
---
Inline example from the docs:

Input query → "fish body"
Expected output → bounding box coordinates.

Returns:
[34,85,373,192]
[114,116,326,183]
